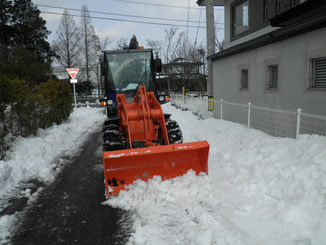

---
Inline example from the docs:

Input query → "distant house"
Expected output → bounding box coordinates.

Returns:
[52,66,98,84]
[198,0,326,116]
[157,58,207,93]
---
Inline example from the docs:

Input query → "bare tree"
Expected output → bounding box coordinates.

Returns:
[78,5,99,82]
[170,31,186,61]
[146,39,163,58]
[52,9,80,74]
[215,25,224,52]
[89,35,112,75]
[89,35,113,98]
[115,38,129,50]
[147,30,208,93]
[100,37,113,51]
[215,37,225,52]
[147,28,185,64]
[163,27,178,63]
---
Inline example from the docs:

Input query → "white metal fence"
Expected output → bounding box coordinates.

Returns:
[171,94,326,138]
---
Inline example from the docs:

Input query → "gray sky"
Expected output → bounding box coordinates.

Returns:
[32,0,224,51]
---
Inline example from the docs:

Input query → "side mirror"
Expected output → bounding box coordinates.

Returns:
[153,58,162,73]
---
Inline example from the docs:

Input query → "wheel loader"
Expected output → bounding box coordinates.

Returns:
[100,47,209,197]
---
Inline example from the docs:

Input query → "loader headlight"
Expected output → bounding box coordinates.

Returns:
[158,96,165,102]
[107,100,114,106]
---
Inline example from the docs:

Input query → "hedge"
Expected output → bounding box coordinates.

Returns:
[0,78,73,160]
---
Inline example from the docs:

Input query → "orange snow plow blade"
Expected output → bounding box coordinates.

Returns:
[103,141,209,196]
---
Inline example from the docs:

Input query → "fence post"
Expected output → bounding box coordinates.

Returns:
[248,102,251,127]
[201,96,205,117]
[220,99,223,119]
[296,108,302,139]
[205,97,208,116]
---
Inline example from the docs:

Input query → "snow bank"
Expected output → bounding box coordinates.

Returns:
[105,103,326,245]
[0,107,106,243]
[107,171,242,245]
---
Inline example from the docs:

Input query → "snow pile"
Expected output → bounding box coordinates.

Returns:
[105,103,326,245]
[0,215,17,245]
[107,171,242,245]
[0,107,105,242]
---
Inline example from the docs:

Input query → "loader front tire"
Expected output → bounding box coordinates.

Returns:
[103,124,122,151]
[165,119,183,144]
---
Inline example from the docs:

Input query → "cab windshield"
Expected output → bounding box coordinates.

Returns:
[106,51,154,94]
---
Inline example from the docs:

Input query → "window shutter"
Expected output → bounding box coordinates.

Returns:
[241,69,248,89]
[312,58,326,88]
[269,65,278,88]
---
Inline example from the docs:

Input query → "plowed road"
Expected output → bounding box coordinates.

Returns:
[11,129,130,245]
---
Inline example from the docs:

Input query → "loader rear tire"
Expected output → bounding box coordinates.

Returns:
[104,117,120,127]
[165,119,183,144]
[103,124,119,133]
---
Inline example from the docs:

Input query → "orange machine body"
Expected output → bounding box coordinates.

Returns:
[103,85,209,197]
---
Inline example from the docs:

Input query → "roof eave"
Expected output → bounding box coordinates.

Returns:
[196,0,225,7]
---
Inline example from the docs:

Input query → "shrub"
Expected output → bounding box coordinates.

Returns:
[36,80,73,128]
[0,78,73,159]
[76,80,95,96]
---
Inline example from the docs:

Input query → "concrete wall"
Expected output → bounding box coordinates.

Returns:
[212,27,326,116]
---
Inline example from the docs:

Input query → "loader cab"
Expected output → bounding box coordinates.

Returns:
[100,48,163,116]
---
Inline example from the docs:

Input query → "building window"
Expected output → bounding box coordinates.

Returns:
[241,69,249,89]
[291,0,299,7]
[310,57,326,89]
[276,0,281,14]
[232,0,249,36]
[264,0,268,21]
[267,64,279,89]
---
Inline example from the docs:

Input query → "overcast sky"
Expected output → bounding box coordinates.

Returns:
[32,0,224,51]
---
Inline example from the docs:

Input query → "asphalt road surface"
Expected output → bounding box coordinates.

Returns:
[11,129,131,245]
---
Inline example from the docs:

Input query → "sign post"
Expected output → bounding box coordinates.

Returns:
[66,68,79,108]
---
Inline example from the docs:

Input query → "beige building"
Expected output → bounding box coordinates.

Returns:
[198,0,326,116]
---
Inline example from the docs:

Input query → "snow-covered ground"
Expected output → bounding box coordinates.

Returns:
[106,103,326,245]
[1,103,326,245]
[0,107,106,244]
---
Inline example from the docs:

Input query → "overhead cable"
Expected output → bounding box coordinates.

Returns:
[40,11,225,30]
[108,0,203,10]
[35,3,219,24]
[194,7,203,46]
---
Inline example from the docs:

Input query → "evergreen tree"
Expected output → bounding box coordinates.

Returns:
[128,35,139,49]
[0,0,12,50]
[0,0,54,84]
[11,0,52,63]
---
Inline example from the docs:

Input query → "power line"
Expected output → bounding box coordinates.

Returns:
[40,11,225,30]
[186,0,190,38]
[36,3,220,25]
[194,7,203,46]
[108,0,202,10]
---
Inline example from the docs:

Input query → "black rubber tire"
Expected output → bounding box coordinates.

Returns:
[103,123,122,151]
[165,119,183,144]
[103,117,120,127]
[103,123,119,133]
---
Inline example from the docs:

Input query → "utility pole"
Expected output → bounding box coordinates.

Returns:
[206,0,215,98]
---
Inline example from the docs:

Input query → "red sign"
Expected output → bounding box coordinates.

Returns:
[66,68,79,79]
